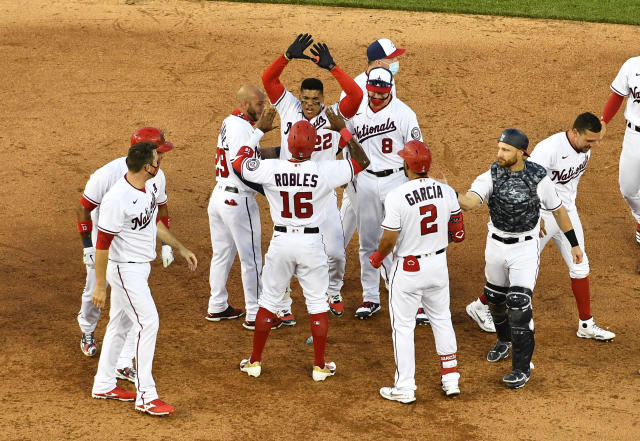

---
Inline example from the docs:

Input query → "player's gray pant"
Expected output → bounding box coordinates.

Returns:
[387,253,458,392]
[619,128,640,223]
[78,266,138,369]
[355,171,406,303]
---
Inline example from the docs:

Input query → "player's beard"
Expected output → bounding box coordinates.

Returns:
[498,156,517,168]
[246,105,259,122]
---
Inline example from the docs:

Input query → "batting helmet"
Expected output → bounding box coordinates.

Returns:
[131,127,174,152]
[398,140,432,174]
[287,120,317,159]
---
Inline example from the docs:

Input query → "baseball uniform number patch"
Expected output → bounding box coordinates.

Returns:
[280,191,313,219]
[419,204,438,235]
[382,138,393,153]
[215,148,229,178]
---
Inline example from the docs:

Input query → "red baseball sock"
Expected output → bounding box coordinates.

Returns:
[479,292,487,305]
[250,308,274,363]
[310,312,329,367]
[570,276,592,321]
[440,353,458,376]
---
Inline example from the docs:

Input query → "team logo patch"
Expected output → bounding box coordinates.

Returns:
[246,158,260,171]
[411,127,421,140]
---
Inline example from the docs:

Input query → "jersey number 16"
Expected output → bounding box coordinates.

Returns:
[280,191,313,218]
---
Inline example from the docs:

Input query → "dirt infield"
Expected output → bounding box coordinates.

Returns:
[1,0,639,439]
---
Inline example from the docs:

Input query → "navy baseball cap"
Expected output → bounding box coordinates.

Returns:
[499,128,530,156]
[367,38,406,62]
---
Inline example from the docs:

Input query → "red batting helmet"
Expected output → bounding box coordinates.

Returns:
[398,140,432,174]
[131,127,174,152]
[287,120,317,159]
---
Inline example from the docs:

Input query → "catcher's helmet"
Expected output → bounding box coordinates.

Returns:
[288,121,317,159]
[131,127,174,152]
[398,140,432,174]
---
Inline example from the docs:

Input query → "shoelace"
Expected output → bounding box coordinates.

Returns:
[483,309,494,324]
[590,323,608,335]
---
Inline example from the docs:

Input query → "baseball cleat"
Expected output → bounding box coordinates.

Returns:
[487,340,512,362]
[205,305,244,322]
[441,382,461,397]
[115,366,137,384]
[576,318,615,341]
[81,332,98,357]
[312,361,336,381]
[379,387,416,404]
[415,308,430,326]
[92,387,136,401]
[240,359,262,378]
[503,369,530,389]
[465,298,496,333]
[328,294,344,317]
[242,317,283,331]
[278,309,297,326]
[135,399,175,416]
[355,302,381,320]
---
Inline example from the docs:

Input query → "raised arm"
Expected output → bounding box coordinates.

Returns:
[325,107,369,171]
[262,34,314,104]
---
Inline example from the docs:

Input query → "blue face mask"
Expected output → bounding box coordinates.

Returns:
[388,61,399,75]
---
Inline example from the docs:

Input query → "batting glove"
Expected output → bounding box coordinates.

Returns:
[310,43,336,71]
[83,246,96,269]
[369,250,385,268]
[161,244,174,268]
[285,33,314,61]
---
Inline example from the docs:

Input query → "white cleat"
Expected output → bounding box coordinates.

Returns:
[441,372,461,397]
[379,387,416,404]
[239,358,261,377]
[466,298,496,333]
[312,361,336,381]
[577,318,615,342]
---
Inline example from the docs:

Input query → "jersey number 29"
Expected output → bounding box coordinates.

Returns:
[215,148,229,178]
[420,204,437,235]
[280,191,313,218]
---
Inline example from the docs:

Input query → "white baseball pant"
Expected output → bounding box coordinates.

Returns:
[340,182,358,247]
[539,209,589,278]
[619,128,640,223]
[387,253,458,392]
[259,231,330,315]
[92,262,159,407]
[355,171,406,302]
[207,184,261,321]
[485,234,540,291]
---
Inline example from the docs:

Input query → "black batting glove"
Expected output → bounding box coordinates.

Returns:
[285,33,314,61]
[310,43,336,71]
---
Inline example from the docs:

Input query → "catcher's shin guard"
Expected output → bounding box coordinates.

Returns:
[485,282,510,342]
[506,286,534,373]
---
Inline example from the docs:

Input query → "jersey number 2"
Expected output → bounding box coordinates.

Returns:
[215,148,229,178]
[280,191,313,218]
[420,204,438,235]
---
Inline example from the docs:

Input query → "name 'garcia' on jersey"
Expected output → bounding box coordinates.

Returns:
[405,183,444,205]
[274,172,319,188]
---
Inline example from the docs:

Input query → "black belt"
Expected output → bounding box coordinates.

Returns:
[366,167,403,178]
[274,225,319,234]
[627,122,640,133]
[411,248,445,258]
[491,233,532,244]
[224,186,238,193]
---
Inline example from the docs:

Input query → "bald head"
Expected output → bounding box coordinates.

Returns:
[236,84,265,122]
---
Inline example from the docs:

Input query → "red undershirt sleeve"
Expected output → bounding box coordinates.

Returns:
[334,66,363,119]
[350,158,364,174]
[601,92,625,123]
[80,196,97,211]
[262,55,288,104]
[95,230,115,250]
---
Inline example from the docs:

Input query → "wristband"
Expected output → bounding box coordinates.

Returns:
[78,220,92,233]
[564,229,579,247]
[158,216,170,229]
[284,52,292,61]
[82,237,93,248]
[340,128,353,143]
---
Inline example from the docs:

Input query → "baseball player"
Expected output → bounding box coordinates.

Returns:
[370,141,465,403]
[261,34,363,321]
[91,142,197,416]
[529,112,615,341]
[77,127,174,383]
[235,113,370,381]
[455,129,583,389]
[206,84,282,330]
[344,67,423,319]
[600,56,640,246]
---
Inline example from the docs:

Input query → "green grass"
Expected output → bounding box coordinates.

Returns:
[217,0,640,25]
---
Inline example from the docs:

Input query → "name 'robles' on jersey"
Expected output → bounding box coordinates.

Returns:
[274,173,318,188]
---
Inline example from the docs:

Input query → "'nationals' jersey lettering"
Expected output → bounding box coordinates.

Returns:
[274,173,319,188]
[132,193,157,230]
[549,155,589,184]
[405,183,444,206]
[353,118,397,143]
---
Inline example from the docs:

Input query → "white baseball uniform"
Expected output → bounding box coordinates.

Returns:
[529,132,590,278]
[238,156,357,314]
[469,167,562,290]
[610,56,640,225]
[91,175,163,407]
[345,96,423,303]
[339,72,397,248]
[382,177,461,393]
[271,90,347,307]
[208,112,263,321]
[79,157,167,370]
